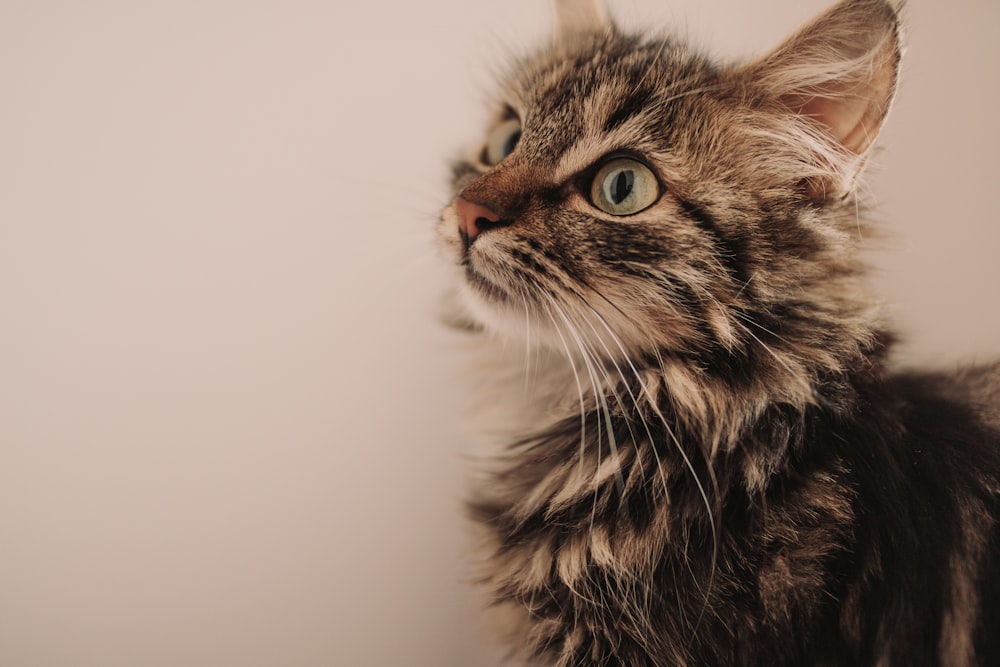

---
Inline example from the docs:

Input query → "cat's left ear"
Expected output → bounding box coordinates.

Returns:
[553,0,610,40]
[741,0,902,198]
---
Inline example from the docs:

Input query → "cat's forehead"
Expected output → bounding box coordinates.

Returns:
[500,34,717,178]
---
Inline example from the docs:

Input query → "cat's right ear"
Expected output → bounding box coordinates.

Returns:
[739,0,902,200]
[553,0,610,40]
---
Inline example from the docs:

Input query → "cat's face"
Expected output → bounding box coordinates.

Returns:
[439,36,731,360]
[438,0,900,375]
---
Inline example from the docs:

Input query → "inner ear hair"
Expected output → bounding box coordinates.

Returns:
[741,0,902,199]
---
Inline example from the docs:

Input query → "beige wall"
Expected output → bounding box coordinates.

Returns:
[1,2,996,666]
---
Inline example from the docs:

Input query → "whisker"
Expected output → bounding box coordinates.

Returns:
[545,295,626,526]
[732,317,800,378]
[575,294,721,636]
[733,271,758,301]
[572,302,662,495]
[540,296,590,475]
[515,282,535,395]
[732,309,781,338]
[543,293,605,482]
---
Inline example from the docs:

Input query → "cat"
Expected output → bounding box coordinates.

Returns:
[435,0,1000,665]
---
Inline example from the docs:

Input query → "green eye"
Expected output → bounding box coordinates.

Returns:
[484,118,522,166]
[590,157,659,216]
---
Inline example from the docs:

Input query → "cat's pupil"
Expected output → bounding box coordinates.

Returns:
[612,169,634,204]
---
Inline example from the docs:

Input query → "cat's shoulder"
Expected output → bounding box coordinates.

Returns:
[939,362,1000,432]
[883,362,1000,475]
[893,362,1000,431]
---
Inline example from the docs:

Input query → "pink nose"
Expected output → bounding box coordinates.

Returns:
[455,197,506,246]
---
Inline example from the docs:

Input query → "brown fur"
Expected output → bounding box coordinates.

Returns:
[436,2,1000,665]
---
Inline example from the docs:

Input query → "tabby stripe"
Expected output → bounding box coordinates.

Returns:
[677,198,751,290]
[603,86,655,133]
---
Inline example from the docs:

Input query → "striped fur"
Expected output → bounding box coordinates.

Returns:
[436,1,1000,665]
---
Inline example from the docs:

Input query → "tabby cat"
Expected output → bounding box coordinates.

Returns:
[435,1,1000,665]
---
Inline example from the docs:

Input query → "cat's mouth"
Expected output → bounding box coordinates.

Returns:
[461,255,513,304]
[440,198,520,307]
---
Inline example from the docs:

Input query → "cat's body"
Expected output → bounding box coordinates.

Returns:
[436,1,1000,665]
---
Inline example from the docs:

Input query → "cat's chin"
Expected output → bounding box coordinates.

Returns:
[461,263,511,306]
[454,275,568,352]
[453,272,664,369]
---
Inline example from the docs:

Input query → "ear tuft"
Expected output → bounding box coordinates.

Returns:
[553,0,609,41]
[743,0,902,198]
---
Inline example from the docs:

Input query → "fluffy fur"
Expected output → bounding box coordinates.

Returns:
[435,1,1000,665]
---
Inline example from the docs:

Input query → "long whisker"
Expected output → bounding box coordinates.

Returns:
[540,291,603,467]
[733,271,758,301]
[575,292,721,636]
[733,310,793,347]
[540,296,590,474]
[515,283,534,395]
[732,317,800,378]
[546,294,626,505]
[572,302,663,496]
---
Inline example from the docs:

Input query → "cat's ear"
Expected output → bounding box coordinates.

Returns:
[553,0,610,40]
[743,0,902,198]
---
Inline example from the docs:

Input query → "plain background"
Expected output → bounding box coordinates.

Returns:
[1,1,997,666]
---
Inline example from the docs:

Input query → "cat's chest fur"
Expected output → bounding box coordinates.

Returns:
[469,351,1000,667]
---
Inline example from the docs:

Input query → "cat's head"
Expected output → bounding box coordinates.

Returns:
[438,0,900,395]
